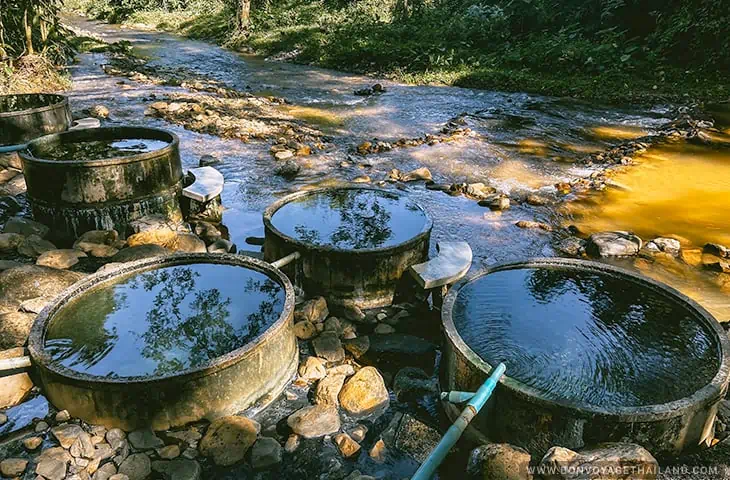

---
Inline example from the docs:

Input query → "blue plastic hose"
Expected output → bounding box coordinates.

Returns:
[412,363,506,480]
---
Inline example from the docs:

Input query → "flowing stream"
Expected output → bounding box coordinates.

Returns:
[61,14,730,322]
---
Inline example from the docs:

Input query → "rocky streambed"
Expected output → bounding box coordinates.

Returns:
[1,12,730,480]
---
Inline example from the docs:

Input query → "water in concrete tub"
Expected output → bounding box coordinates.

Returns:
[28,138,169,161]
[453,266,719,407]
[271,188,428,249]
[44,263,285,377]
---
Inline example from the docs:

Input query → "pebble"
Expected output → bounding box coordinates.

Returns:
[118,453,151,480]
[55,409,71,422]
[298,356,327,381]
[0,458,28,477]
[312,331,345,362]
[350,424,368,443]
[284,434,300,453]
[369,439,386,463]
[52,423,85,448]
[36,420,50,432]
[334,432,360,458]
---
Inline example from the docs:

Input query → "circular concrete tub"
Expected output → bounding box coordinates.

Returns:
[27,254,297,431]
[0,93,72,145]
[19,126,183,243]
[263,186,433,309]
[441,258,730,458]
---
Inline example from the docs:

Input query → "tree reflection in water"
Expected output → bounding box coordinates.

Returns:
[45,264,285,378]
[454,267,719,407]
[275,189,426,250]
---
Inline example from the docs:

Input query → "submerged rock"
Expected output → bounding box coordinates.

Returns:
[585,231,642,257]
[199,416,260,466]
[339,366,389,416]
[250,437,282,470]
[467,443,533,480]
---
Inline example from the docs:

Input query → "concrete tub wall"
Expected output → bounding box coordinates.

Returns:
[263,186,433,310]
[28,254,298,431]
[0,94,72,145]
[440,258,730,459]
[20,127,184,241]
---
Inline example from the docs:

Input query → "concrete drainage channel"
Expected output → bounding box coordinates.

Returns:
[0,92,729,480]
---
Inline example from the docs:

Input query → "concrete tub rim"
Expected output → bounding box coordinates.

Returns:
[263,185,433,256]
[0,93,69,118]
[27,253,296,387]
[19,126,179,168]
[441,257,730,422]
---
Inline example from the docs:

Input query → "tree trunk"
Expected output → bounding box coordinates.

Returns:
[24,6,34,55]
[237,0,251,29]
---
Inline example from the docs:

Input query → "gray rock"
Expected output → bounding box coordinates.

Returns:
[250,437,282,470]
[118,453,151,480]
[467,443,533,480]
[151,459,201,480]
[647,237,681,256]
[207,238,236,254]
[128,428,164,450]
[92,462,117,480]
[586,231,642,257]
[287,405,341,438]
[106,428,127,451]
[35,457,67,480]
[3,216,49,238]
[312,331,345,362]
[70,432,96,459]
[0,264,83,302]
[274,159,300,179]
[110,244,172,263]
[704,243,729,258]
[18,234,57,258]
[0,311,35,349]
[556,237,586,257]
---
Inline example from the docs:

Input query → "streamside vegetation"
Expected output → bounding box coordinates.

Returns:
[65,0,730,102]
[0,0,73,94]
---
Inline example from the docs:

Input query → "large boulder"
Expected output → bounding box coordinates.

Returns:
[198,416,260,466]
[585,231,642,257]
[0,265,83,303]
[3,216,49,238]
[110,244,172,263]
[467,443,533,480]
[539,443,657,480]
[338,366,389,416]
